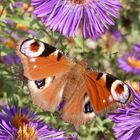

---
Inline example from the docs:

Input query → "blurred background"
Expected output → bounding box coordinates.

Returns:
[0,0,140,139]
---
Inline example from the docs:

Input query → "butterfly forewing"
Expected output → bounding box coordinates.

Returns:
[16,38,74,80]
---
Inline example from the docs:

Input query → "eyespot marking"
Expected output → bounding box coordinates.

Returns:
[20,39,45,57]
[111,80,130,103]
[34,76,55,89]
[35,79,45,89]
[84,95,94,113]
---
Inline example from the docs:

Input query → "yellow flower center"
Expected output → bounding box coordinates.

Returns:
[11,113,29,129]
[70,0,88,4]
[131,82,140,93]
[16,124,37,140]
[127,57,140,69]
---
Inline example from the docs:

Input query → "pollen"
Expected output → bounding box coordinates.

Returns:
[131,82,140,92]
[70,0,88,4]
[16,124,37,140]
[127,57,140,69]
[11,113,29,129]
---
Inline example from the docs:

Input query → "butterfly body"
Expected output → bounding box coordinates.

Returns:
[17,39,131,127]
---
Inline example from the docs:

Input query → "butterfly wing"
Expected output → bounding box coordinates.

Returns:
[16,38,74,112]
[28,73,67,112]
[86,71,131,113]
[16,38,73,80]
[61,65,95,127]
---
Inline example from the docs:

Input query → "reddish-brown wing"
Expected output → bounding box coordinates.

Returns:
[16,38,74,80]
[16,38,74,112]
[61,64,95,127]
[86,71,131,113]
[28,73,67,112]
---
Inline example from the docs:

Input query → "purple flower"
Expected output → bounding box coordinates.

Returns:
[3,53,20,65]
[0,106,79,140]
[109,82,140,140]
[31,0,122,39]
[132,44,140,52]
[118,52,140,75]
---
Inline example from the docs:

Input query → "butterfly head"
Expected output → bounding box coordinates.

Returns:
[20,39,45,57]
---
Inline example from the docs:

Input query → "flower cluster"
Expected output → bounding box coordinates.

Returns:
[118,44,140,74]
[109,82,140,140]
[0,106,79,140]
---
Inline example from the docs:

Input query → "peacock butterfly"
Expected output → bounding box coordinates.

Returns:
[16,38,131,127]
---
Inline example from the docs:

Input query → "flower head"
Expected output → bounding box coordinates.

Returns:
[118,52,140,75]
[109,82,140,140]
[0,106,79,140]
[31,0,122,39]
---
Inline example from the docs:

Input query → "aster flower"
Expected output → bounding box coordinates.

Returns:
[31,0,122,39]
[109,82,140,140]
[3,53,20,65]
[0,106,79,140]
[118,52,140,75]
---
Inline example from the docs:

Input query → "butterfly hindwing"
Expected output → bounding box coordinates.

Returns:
[28,73,67,112]
[16,38,73,80]
[61,65,95,126]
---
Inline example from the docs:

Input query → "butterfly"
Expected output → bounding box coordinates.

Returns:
[16,38,131,127]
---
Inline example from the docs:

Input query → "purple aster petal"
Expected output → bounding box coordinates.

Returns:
[31,0,122,39]
[132,44,140,53]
